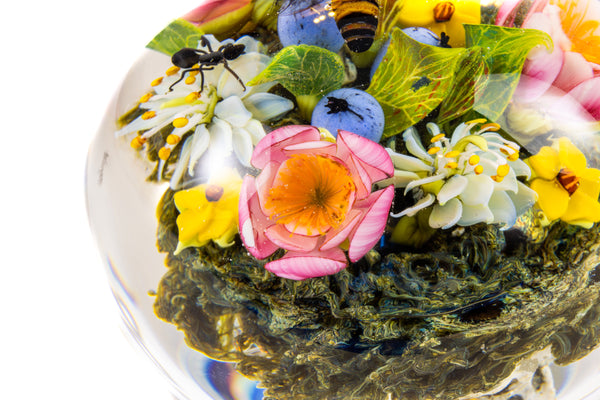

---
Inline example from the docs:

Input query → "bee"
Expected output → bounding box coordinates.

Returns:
[331,0,380,53]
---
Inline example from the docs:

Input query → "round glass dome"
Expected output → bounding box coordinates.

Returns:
[86,1,600,399]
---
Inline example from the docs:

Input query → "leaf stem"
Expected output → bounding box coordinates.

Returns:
[296,95,320,122]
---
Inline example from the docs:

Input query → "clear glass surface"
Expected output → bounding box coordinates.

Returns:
[86,1,600,399]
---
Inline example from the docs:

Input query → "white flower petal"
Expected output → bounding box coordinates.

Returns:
[429,198,462,229]
[219,53,272,98]
[509,158,531,179]
[208,117,234,156]
[235,35,260,53]
[449,122,472,146]
[243,93,294,121]
[390,193,435,218]
[507,181,538,216]
[377,170,421,188]
[459,174,494,206]
[488,191,517,230]
[458,203,494,226]
[403,127,434,163]
[232,127,254,167]
[188,124,211,176]
[243,119,267,145]
[214,96,253,127]
[437,175,468,205]
[386,148,434,172]
[169,135,193,189]
[404,174,446,195]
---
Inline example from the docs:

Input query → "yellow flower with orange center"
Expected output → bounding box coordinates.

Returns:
[528,137,600,227]
[173,168,243,253]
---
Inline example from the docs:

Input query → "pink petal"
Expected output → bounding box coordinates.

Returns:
[255,160,280,216]
[320,209,363,251]
[516,47,564,103]
[251,125,320,169]
[554,52,595,92]
[239,176,278,259]
[568,77,600,119]
[265,248,347,280]
[264,224,319,252]
[282,140,337,157]
[181,0,251,24]
[347,185,394,262]
[336,130,394,181]
[345,154,372,201]
[495,0,522,26]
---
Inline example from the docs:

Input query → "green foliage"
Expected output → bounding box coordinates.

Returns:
[368,25,552,138]
[146,19,205,56]
[248,45,345,98]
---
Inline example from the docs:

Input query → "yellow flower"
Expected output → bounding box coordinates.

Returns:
[528,137,600,228]
[396,0,481,47]
[173,168,243,253]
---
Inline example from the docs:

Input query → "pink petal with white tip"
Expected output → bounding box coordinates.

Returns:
[347,185,394,262]
[336,130,394,181]
[554,51,594,92]
[251,125,320,169]
[264,224,319,252]
[282,140,337,157]
[239,176,278,259]
[516,47,564,103]
[265,247,347,280]
[568,77,600,119]
[495,0,521,26]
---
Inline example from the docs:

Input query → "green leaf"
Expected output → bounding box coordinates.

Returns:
[146,19,205,56]
[464,24,553,121]
[367,28,468,139]
[247,45,345,98]
[437,47,488,126]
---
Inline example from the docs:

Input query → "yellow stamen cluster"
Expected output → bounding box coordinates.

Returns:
[130,136,146,149]
[142,111,156,120]
[150,77,163,87]
[158,147,171,160]
[166,134,181,145]
[173,117,189,128]
[166,66,180,76]
[139,93,153,103]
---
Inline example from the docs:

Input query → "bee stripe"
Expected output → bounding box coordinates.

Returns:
[332,0,379,52]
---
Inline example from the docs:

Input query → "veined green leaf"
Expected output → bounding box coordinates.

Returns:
[367,28,468,139]
[248,45,345,98]
[464,24,552,121]
[147,19,205,56]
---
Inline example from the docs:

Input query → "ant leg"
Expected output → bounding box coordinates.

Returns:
[168,67,201,92]
[222,61,246,92]
[200,35,214,53]
[196,66,215,93]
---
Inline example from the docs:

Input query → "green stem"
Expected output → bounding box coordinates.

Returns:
[296,95,320,122]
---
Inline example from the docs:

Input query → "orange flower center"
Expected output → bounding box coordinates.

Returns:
[265,154,355,235]
[557,168,580,195]
[553,0,600,64]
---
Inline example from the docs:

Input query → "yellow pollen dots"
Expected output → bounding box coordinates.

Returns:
[468,154,480,166]
[185,92,201,103]
[166,134,181,145]
[428,146,441,155]
[496,164,510,177]
[139,93,153,103]
[142,111,156,120]
[481,122,501,131]
[165,66,180,76]
[474,165,484,175]
[445,161,459,169]
[185,76,196,85]
[150,77,163,87]
[491,175,504,183]
[158,147,171,160]
[431,133,445,143]
[173,117,189,128]
[444,150,460,158]
[130,136,146,149]
[265,154,355,235]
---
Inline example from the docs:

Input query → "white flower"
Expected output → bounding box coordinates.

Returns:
[383,119,537,230]
[116,35,293,186]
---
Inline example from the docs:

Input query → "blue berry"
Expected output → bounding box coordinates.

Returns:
[277,0,345,52]
[402,27,444,47]
[311,88,385,142]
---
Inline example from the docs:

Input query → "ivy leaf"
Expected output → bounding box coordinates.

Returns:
[464,24,553,121]
[367,28,468,139]
[147,19,205,56]
[248,45,345,97]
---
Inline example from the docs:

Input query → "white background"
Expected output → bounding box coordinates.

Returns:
[0,0,207,398]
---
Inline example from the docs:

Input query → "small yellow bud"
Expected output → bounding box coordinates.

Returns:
[166,66,180,76]
[497,164,510,177]
[445,150,460,158]
[428,146,441,155]
[445,162,459,169]
[468,154,480,165]
[150,77,163,87]
[466,118,487,125]
[185,92,200,103]
[481,123,501,131]
[474,165,484,175]
[141,111,156,120]
[158,147,171,160]
[130,136,146,149]
[166,134,181,145]
[173,117,189,128]
[185,76,196,85]
[431,133,445,143]
[492,175,504,183]
[139,93,153,103]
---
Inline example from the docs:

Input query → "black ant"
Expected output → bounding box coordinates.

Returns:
[168,35,246,93]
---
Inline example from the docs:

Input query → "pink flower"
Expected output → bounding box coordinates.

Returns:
[238,125,394,280]
[498,0,600,121]
[181,0,253,35]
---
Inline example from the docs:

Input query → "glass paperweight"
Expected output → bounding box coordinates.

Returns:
[86,1,600,399]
